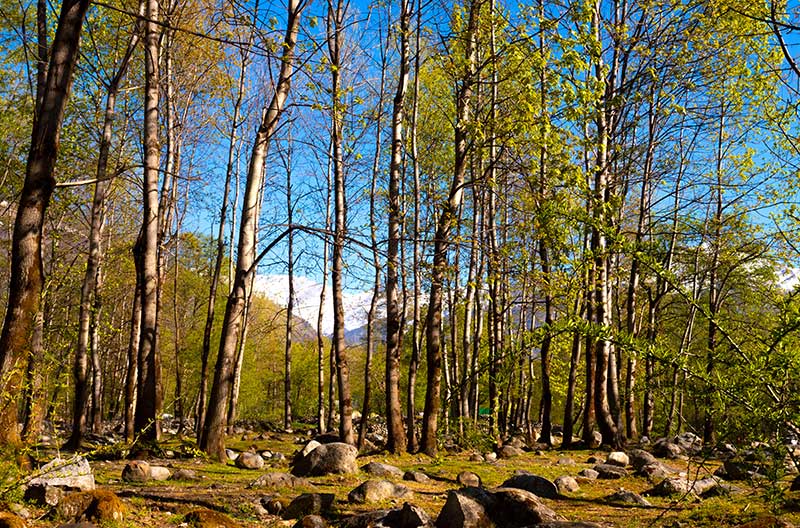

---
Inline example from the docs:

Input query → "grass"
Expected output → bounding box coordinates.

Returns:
[5,432,800,527]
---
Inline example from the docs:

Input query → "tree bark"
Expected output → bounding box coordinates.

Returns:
[134,0,163,444]
[385,0,411,454]
[200,0,305,460]
[0,0,91,452]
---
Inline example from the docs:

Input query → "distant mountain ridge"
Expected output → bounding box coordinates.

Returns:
[253,274,385,338]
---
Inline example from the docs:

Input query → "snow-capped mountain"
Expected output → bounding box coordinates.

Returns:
[252,274,385,336]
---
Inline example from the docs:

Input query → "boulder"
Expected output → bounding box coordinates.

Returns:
[457,471,482,488]
[592,464,628,479]
[377,503,433,528]
[652,438,684,459]
[606,452,629,467]
[28,456,95,492]
[292,442,358,476]
[638,463,670,482]
[294,515,328,528]
[225,449,239,461]
[469,453,485,463]
[498,445,524,459]
[149,466,171,481]
[0,512,27,528]
[348,480,412,504]
[673,432,703,455]
[500,473,558,499]
[484,452,497,463]
[121,460,151,483]
[434,486,562,528]
[284,493,335,519]
[24,484,64,506]
[578,469,599,480]
[362,462,403,478]
[235,452,265,470]
[649,476,719,497]
[170,468,199,481]
[184,508,240,528]
[588,431,603,449]
[628,449,658,471]
[249,472,310,489]
[605,489,651,506]
[403,471,430,483]
[54,490,125,524]
[556,457,575,466]
[554,476,579,494]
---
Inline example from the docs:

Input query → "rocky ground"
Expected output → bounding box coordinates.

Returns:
[5,429,800,528]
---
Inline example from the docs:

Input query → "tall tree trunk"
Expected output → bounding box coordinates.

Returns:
[90,264,104,432]
[197,8,253,437]
[0,0,91,452]
[327,0,353,445]
[385,0,411,455]
[318,145,332,433]
[420,0,479,456]
[284,133,294,432]
[134,0,163,444]
[67,21,138,448]
[201,0,305,461]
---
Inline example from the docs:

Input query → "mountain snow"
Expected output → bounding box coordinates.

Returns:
[252,274,384,335]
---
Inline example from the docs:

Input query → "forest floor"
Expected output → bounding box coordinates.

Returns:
[10,430,800,527]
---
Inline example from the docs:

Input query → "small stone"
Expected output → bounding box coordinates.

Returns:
[236,452,265,470]
[284,493,335,519]
[403,471,430,483]
[593,464,628,479]
[605,488,651,506]
[184,508,240,528]
[293,515,327,528]
[170,469,199,481]
[348,480,411,504]
[225,449,239,461]
[484,452,497,463]
[498,445,524,459]
[456,471,481,488]
[554,476,580,493]
[362,462,403,478]
[578,469,599,480]
[557,457,575,466]
[501,473,558,499]
[149,466,171,481]
[469,453,484,462]
[121,460,151,483]
[606,452,630,467]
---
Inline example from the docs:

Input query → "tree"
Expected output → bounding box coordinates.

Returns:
[0,0,92,453]
[201,0,308,461]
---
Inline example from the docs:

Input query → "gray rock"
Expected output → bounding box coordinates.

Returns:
[500,473,558,499]
[362,462,403,478]
[284,493,335,519]
[28,456,95,492]
[649,476,719,497]
[557,457,575,466]
[593,464,628,479]
[236,452,265,470]
[340,510,393,528]
[403,471,430,483]
[376,503,433,528]
[578,469,599,480]
[673,432,703,455]
[248,471,310,489]
[121,460,150,483]
[457,471,482,488]
[498,445,524,459]
[293,514,328,528]
[606,452,629,467]
[225,448,239,461]
[484,452,497,463]
[628,449,658,471]
[652,438,684,459]
[605,489,651,506]
[349,480,412,504]
[554,476,579,493]
[589,431,603,449]
[469,453,484,463]
[638,462,670,482]
[507,436,527,449]
[435,486,563,528]
[300,440,322,458]
[24,484,63,506]
[149,466,171,481]
[292,442,358,477]
[170,469,199,481]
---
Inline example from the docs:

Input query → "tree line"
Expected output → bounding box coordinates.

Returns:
[1,0,800,464]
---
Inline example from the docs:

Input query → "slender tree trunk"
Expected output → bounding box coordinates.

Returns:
[406,0,423,453]
[133,0,164,445]
[126,232,143,441]
[0,0,91,452]
[318,146,332,433]
[197,12,253,437]
[285,135,295,432]
[327,0,353,445]
[201,0,305,460]
[90,264,104,432]
[420,0,479,457]
[385,0,411,455]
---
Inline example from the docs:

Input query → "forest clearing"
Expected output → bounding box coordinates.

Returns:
[4,0,800,525]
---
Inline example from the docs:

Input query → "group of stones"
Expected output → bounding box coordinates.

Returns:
[4,430,798,528]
